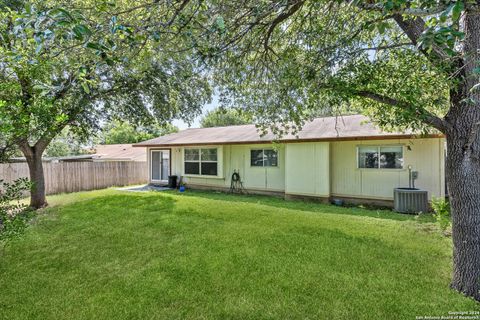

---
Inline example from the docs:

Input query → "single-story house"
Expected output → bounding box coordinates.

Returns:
[134,115,446,206]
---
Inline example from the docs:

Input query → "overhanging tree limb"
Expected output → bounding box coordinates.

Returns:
[354,89,448,132]
[392,14,453,64]
[263,0,305,51]
[349,1,456,67]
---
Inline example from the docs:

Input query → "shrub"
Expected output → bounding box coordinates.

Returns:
[0,178,33,242]
[431,197,451,234]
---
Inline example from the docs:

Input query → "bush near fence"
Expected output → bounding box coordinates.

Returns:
[0,161,148,195]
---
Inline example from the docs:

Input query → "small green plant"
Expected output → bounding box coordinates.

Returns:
[431,197,451,234]
[0,178,33,243]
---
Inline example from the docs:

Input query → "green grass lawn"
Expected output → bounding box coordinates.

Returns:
[0,189,478,319]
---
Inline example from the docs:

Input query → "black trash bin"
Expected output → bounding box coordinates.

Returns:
[168,175,178,189]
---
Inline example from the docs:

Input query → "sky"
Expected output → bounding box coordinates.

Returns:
[171,95,219,129]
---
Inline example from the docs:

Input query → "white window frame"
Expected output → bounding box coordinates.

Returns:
[356,145,404,170]
[183,147,219,176]
[250,148,279,167]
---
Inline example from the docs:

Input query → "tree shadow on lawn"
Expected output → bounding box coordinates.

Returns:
[166,189,435,224]
[41,194,179,232]
[66,194,177,216]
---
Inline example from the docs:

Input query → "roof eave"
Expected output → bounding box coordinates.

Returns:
[132,133,445,148]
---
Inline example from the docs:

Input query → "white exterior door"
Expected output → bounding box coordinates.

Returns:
[151,150,170,183]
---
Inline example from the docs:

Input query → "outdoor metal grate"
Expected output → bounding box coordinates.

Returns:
[394,188,428,214]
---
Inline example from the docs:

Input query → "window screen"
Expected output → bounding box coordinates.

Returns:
[358,146,403,169]
[380,146,403,169]
[184,148,218,176]
[250,149,278,167]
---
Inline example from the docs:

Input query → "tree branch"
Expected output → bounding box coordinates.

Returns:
[17,139,33,158]
[34,137,54,154]
[53,73,76,101]
[165,0,191,27]
[392,14,452,64]
[263,0,305,52]
[350,1,455,66]
[354,90,449,132]
[16,71,32,107]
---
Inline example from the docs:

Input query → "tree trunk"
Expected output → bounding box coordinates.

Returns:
[19,143,48,209]
[443,8,480,302]
[25,152,47,209]
[446,130,480,301]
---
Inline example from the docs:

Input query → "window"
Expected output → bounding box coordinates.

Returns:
[358,146,378,169]
[379,146,403,169]
[251,149,278,167]
[358,146,403,169]
[184,148,218,176]
[184,149,199,174]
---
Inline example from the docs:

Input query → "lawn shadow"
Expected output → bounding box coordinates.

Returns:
[169,190,435,224]
[76,193,177,213]
[43,193,179,226]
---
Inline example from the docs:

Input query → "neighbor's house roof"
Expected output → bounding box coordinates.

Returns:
[8,155,96,163]
[8,144,146,163]
[134,114,442,148]
[93,144,147,161]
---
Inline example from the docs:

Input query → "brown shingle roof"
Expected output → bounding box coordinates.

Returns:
[134,115,436,147]
[94,144,146,161]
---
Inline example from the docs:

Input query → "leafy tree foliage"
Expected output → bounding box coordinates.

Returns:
[200,107,252,128]
[0,178,32,243]
[44,140,76,158]
[0,1,211,207]
[101,120,178,144]
[44,127,88,157]
[188,1,448,135]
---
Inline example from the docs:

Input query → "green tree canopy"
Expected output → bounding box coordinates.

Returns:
[101,120,178,144]
[200,108,252,128]
[193,1,449,136]
[44,127,87,157]
[0,1,211,207]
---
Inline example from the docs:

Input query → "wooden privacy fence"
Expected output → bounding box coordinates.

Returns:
[0,161,148,195]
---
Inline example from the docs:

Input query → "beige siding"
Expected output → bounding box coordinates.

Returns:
[149,144,285,192]
[285,142,330,197]
[330,138,445,200]
[146,137,445,201]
